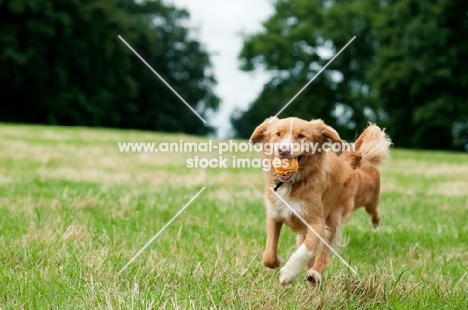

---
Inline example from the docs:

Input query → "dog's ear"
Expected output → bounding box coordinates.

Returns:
[310,119,341,144]
[249,117,277,145]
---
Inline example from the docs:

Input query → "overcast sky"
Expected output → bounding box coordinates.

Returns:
[168,0,275,137]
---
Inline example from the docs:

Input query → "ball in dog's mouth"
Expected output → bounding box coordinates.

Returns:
[275,155,306,182]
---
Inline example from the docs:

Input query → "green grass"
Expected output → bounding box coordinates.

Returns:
[0,124,467,309]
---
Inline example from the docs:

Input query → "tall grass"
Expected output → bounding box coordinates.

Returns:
[0,124,467,309]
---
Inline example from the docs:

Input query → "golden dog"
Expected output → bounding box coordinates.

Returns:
[250,117,391,285]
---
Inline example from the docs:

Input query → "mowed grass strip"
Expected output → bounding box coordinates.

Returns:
[0,124,467,309]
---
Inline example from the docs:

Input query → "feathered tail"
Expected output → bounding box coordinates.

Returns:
[354,124,392,166]
[338,124,391,169]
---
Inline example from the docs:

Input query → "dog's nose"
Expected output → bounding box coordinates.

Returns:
[278,143,291,156]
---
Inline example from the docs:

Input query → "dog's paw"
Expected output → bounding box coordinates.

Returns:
[279,266,299,285]
[263,254,282,269]
[305,269,321,285]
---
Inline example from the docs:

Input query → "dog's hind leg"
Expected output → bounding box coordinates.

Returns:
[263,217,283,269]
[365,200,380,228]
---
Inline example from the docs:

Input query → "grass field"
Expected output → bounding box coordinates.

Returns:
[0,124,467,309]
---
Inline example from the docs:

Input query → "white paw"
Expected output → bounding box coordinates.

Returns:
[278,244,313,285]
[305,269,321,285]
[279,265,300,285]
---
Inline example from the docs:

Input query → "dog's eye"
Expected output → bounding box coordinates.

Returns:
[276,132,281,137]
[298,133,305,139]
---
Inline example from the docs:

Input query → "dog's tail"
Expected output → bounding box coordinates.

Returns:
[353,124,392,166]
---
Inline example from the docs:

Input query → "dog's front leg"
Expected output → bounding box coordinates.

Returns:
[279,218,324,285]
[263,216,282,269]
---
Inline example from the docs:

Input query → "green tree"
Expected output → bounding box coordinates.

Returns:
[234,0,468,150]
[0,0,218,135]
[233,0,382,140]
[370,0,468,150]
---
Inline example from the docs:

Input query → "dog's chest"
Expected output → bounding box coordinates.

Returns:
[265,187,306,221]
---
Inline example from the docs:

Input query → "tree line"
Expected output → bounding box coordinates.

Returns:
[0,0,218,135]
[233,0,468,150]
[1,0,467,150]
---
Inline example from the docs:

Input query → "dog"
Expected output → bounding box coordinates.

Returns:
[249,117,391,285]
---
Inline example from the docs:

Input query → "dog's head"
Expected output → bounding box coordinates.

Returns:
[250,117,342,181]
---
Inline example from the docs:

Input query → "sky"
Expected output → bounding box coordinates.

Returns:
[168,0,275,137]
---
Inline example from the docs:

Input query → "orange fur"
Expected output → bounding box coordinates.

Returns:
[352,162,382,227]
[250,117,391,285]
[340,125,391,228]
